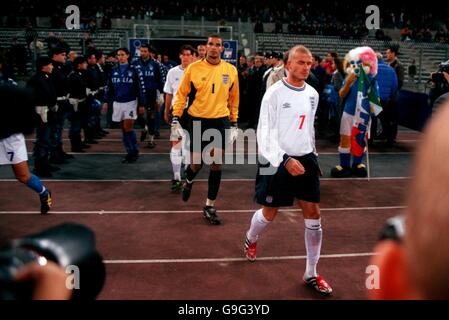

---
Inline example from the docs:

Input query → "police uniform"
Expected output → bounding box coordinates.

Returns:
[68,67,88,151]
[27,67,57,176]
[172,58,239,152]
[85,62,103,142]
[49,59,72,162]
[94,62,109,135]
[103,59,116,128]
[255,78,321,207]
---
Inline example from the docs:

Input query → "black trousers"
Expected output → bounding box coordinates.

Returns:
[379,98,398,143]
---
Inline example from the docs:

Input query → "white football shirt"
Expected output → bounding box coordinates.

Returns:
[163,65,185,108]
[257,78,319,167]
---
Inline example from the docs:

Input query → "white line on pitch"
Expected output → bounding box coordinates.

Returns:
[25,138,258,143]
[0,205,406,215]
[24,151,413,156]
[103,252,377,264]
[0,177,411,183]
[25,138,419,143]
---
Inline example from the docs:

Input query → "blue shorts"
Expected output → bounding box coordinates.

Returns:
[255,153,321,207]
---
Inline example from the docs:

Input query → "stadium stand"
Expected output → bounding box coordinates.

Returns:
[255,33,449,85]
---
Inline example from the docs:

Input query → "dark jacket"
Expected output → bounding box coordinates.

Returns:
[49,60,70,97]
[27,71,57,107]
[68,70,88,100]
[389,59,404,90]
[0,82,36,139]
[132,57,164,92]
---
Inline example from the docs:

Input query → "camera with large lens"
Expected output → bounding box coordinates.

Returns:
[0,223,105,300]
[431,60,449,84]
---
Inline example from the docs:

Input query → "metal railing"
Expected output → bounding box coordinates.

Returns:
[132,21,233,40]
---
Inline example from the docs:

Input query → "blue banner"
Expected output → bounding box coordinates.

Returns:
[128,38,150,59]
[397,89,432,131]
[221,40,238,67]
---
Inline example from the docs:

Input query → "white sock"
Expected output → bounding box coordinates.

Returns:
[246,209,270,243]
[181,136,190,166]
[39,186,47,195]
[206,198,215,207]
[304,218,322,279]
[170,145,182,181]
[149,134,154,142]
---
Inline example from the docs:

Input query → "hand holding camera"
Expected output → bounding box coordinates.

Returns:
[14,260,72,300]
[431,60,449,85]
[0,223,105,300]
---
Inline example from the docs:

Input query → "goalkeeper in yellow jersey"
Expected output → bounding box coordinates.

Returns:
[171,34,239,225]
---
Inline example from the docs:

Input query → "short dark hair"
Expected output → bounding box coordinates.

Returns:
[94,50,103,60]
[73,56,87,68]
[85,52,96,60]
[207,34,223,44]
[180,44,195,55]
[116,47,130,55]
[141,44,158,55]
[328,51,338,59]
[388,45,399,55]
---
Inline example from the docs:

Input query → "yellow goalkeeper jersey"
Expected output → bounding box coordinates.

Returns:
[172,58,239,122]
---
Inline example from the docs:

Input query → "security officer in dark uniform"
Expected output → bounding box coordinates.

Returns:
[49,46,74,163]
[103,51,118,128]
[93,51,109,136]
[85,51,102,144]
[68,56,89,152]
[27,56,57,177]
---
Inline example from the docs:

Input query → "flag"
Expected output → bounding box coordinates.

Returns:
[351,65,381,157]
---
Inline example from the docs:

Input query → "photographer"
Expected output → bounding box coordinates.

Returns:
[369,99,449,299]
[429,59,449,108]
[0,223,105,300]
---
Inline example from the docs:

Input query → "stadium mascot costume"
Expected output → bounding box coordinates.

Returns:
[330,46,381,178]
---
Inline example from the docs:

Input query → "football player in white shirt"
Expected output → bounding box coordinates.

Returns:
[0,79,52,214]
[243,45,333,296]
[163,45,195,191]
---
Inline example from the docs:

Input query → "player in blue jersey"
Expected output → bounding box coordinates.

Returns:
[132,44,165,148]
[104,48,147,163]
